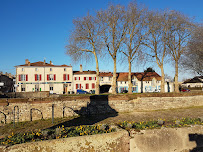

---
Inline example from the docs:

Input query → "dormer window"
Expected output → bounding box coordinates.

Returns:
[64,68,66,71]
[50,68,52,71]
[22,68,24,72]
[35,68,38,71]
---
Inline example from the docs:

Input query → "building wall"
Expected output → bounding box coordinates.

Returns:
[73,74,96,93]
[16,66,73,94]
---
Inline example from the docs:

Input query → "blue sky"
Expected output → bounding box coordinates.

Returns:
[0,0,202,81]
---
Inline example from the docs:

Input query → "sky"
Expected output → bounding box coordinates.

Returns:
[0,0,202,81]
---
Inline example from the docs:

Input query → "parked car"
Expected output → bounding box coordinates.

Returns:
[181,88,190,92]
[76,89,89,94]
[121,90,128,93]
[89,90,95,94]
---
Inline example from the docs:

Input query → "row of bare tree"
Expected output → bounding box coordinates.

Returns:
[66,1,202,95]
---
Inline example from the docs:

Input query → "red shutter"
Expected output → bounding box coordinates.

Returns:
[75,77,76,80]
[47,75,49,81]
[92,83,95,89]
[86,84,89,89]
[63,74,66,81]
[79,77,80,80]
[95,77,96,80]
[84,77,86,80]
[54,74,56,80]
[40,75,42,81]
[76,84,78,89]
[80,84,81,89]
[89,77,91,80]
[19,75,21,81]
[35,74,37,81]
[26,75,28,81]
[68,74,69,80]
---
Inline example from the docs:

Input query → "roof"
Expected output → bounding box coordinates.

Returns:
[183,77,203,84]
[73,71,96,75]
[117,72,162,81]
[99,72,113,77]
[16,61,71,67]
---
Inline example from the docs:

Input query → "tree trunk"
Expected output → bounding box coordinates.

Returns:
[94,52,100,95]
[128,57,132,94]
[174,61,179,93]
[160,65,165,93]
[112,58,117,94]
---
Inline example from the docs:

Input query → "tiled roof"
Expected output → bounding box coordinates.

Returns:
[16,61,71,67]
[73,71,96,74]
[99,72,113,77]
[117,72,161,81]
[183,77,203,84]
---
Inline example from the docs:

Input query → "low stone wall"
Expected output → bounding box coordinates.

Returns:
[0,130,129,152]
[130,125,203,152]
[6,91,50,98]
[0,126,202,152]
[0,95,203,124]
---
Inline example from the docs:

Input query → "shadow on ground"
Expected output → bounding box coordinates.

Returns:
[189,133,203,152]
[48,95,118,129]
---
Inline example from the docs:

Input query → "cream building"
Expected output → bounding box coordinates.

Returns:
[73,65,96,93]
[15,59,73,94]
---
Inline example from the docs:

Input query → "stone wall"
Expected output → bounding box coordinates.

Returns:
[0,95,203,124]
[130,125,203,152]
[6,91,50,98]
[0,130,130,152]
[0,126,202,152]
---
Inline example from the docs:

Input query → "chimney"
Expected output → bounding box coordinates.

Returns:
[25,59,29,64]
[50,61,52,65]
[80,64,83,72]
[43,59,46,65]
[28,61,30,66]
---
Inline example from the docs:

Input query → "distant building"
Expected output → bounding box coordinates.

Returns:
[0,72,15,94]
[182,76,203,88]
[15,59,73,94]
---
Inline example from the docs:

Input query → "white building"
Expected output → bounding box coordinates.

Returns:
[15,59,73,94]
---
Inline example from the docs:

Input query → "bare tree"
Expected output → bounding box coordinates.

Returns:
[97,5,128,94]
[66,14,103,94]
[121,2,147,94]
[166,11,193,92]
[142,10,170,93]
[181,24,203,76]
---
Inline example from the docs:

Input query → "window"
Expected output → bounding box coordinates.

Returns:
[89,77,92,80]
[75,77,80,80]
[121,81,122,84]
[76,84,81,89]
[133,81,136,86]
[64,68,66,71]
[19,74,28,81]
[86,83,89,89]
[35,85,39,91]
[47,74,56,81]
[63,74,69,81]
[125,81,126,84]
[21,85,25,92]
[35,68,38,71]
[35,74,41,81]
[132,87,137,91]
[50,68,52,71]
[50,86,53,91]
[109,77,111,81]
[92,83,95,89]
[21,68,24,72]
[101,77,103,81]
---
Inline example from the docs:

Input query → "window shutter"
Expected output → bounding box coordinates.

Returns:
[54,74,56,80]
[47,75,49,81]
[76,84,78,89]
[84,77,86,80]
[89,77,91,80]
[86,84,89,89]
[40,75,42,81]
[68,74,69,80]
[35,74,37,81]
[80,84,81,89]
[92,83,95,89]
[26,75,28,81]
[75,77,76,80]
[95,77,96,80]
[79,77,80,80]
[19,75,21,81]
[63,74,66,81]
